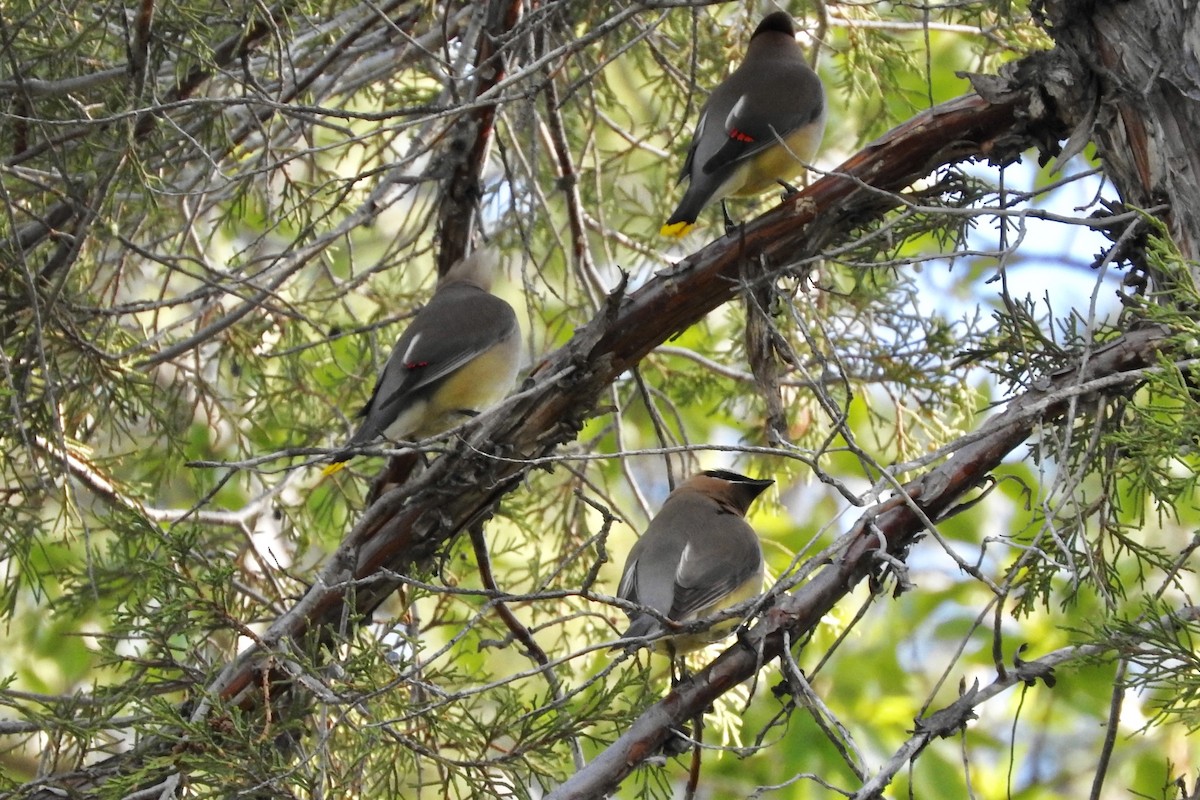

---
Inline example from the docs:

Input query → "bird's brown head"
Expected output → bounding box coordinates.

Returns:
[690,469,774,516]
[440,248,500,291]
[752,11,796,40]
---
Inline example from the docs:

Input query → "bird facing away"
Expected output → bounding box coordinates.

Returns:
[616,469,773,654]
[661,11,826,237]
[323,250,521,474]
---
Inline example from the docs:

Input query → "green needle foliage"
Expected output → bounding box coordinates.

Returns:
[2,0,1200,798]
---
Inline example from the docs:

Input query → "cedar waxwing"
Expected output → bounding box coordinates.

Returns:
[661,12,826,237]
[616,469,773,654]
[323,250,521,474]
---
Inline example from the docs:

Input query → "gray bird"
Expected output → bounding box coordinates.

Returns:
[662,12,826,236]
[325,250,521,473]
[616,469,773,654]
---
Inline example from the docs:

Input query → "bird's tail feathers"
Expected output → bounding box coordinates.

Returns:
[615,614,661,650]
[321,461,348,477]
[661,183,714,237]
[659,220,696,238]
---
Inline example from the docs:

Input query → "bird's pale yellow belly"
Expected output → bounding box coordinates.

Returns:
[417,336,521,437]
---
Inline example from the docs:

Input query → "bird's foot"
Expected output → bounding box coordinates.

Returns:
[661,725,693,757]
[721,201,739,236]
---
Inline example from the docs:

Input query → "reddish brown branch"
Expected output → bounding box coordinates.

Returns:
[468,521,552,667]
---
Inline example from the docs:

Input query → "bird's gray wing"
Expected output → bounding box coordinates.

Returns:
[372,291,516,410]
[668,515,761,621]
[345,289,515,446]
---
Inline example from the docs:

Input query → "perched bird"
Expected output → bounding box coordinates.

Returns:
[616,469,773,655]
[323,250,521,475]
[661,11,826,237]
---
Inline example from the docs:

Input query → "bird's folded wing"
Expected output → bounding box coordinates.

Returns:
[376,311,516,408]
[668,534,760,621]
[701,105,816,177]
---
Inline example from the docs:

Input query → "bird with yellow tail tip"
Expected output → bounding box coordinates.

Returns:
[615,469,772,659]
[323,249,521,476]
[661,11,826,237]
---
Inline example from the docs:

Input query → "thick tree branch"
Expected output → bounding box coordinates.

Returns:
[972,0,1200,271]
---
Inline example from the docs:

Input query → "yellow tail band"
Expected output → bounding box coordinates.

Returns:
[321,461,347,477]
[659,220,695,238]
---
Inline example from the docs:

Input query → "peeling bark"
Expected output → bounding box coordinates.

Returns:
[1042,0,1200,266]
